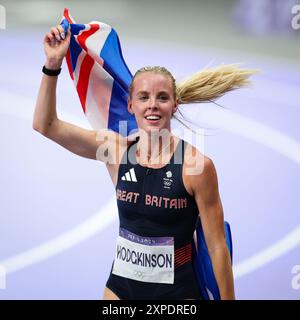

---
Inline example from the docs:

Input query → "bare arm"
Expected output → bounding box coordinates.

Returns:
[186,154,235,300]
[33,23,121,161]
[33,23,70,133]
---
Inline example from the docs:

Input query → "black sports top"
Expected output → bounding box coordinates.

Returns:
[115,136,199,257]
[106,135,202,299]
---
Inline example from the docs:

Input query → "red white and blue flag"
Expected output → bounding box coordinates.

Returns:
[62,8,137,135]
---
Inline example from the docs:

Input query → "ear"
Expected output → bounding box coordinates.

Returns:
[173,100,179,114]
[127,99,134,115]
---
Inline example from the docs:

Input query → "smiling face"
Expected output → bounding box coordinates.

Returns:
[128,71,178,134]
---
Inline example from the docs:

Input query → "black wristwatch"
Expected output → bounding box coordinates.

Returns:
[42,65,62,76]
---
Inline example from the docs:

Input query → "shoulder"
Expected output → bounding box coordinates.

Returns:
[103,131,139,186]
[126,131,140,148]
[96,129,138,151]
[95,129,133,165]
[114,131,139,163]
[183,141,218,197]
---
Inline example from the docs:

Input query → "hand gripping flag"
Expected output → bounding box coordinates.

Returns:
[61,8,233,300]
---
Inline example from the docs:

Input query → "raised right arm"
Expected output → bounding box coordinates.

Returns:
[33,23,121,161]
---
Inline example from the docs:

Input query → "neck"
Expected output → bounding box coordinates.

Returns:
[137,130,174,164]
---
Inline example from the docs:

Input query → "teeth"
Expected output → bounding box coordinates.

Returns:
[146,115,160,120]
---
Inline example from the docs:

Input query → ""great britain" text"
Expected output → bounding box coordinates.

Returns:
[116,188,187,209]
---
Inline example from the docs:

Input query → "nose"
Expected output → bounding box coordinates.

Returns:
[147,96,158,110]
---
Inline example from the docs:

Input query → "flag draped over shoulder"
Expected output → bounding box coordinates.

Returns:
[61,8,233,300]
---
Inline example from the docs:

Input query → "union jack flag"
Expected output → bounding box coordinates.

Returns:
[62,8,136,135]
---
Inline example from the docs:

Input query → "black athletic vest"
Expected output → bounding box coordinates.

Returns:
[115,136,199,254]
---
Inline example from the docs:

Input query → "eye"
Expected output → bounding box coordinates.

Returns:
[139,96,148,101]
[159,95,168,101]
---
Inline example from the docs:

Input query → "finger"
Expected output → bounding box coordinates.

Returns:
[50,27,62,41]
[44,32,54,43]
[56,24,66,40]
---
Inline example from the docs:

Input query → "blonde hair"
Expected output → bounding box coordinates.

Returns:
[128,64,258,104]
[128,66,177,100]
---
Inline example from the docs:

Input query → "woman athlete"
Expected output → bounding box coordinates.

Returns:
[33,22,255,300]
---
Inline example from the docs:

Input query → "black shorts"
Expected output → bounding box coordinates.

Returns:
[105,260,202,300]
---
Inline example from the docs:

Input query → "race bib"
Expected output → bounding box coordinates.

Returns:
[112,228,174,284]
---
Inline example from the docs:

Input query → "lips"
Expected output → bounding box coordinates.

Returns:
[144,114,162,121]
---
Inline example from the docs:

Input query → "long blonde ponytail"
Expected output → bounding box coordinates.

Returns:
[176,63,258,104]
[129,64,258,105]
